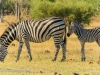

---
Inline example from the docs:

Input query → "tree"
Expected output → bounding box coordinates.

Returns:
[15,1,20,21]
[0,0,3,22]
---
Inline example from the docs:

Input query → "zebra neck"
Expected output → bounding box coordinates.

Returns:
[0,34,15,47]
[74,26,84,38]
[0,41,7,49]
[0,26,16,47]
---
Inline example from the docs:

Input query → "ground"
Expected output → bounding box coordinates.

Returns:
[0,15,100,75]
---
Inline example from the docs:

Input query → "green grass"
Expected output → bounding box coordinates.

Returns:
[0,53,100,75]
[0,21,100,75]
[0,36,100,75]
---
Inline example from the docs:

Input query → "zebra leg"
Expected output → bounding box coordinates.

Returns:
[60,40,66,61]
[24,39,32,61]
[96,40,100,59]
[80,42,86,61]
[96,40,100,47]
[16,42,23,62]
[52,45,60,61]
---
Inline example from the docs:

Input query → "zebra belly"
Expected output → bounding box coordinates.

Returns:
[30,35,51,43]
[85,34,95,42]
[15,33,51,43]
[85,37,95,42]
[15,36,51,43]
[86,40,95,43]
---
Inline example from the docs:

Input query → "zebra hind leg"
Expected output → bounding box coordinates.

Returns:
[80,42,86,61]
[24,39,32,61]
[52,45,60,61]
[96,40,100,59]
[16,42,24,62]
[60,40,66,62]
[96,40,100,47]
[81,49,86,61]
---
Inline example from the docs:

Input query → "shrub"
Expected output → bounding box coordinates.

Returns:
[70,1,94,24]
[30,0,97,24]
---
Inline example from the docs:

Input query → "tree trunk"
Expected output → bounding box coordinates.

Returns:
[15,2,20,22]
[0,0,3,22]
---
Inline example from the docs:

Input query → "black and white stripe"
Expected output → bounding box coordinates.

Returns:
[0,17,66,62]
[67,21,100,61]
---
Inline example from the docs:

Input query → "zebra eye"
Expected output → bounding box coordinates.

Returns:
[69,27,72,30]
[0,52,2,55]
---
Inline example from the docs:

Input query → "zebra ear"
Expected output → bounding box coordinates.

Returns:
[69,21,71,25]
[68,21,74,26]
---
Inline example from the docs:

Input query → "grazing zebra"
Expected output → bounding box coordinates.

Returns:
[0,17,66,62]
[67,21,100,61]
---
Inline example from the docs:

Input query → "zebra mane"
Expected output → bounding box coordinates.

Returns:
[74,21,84,29]
[0,22,18,39]
[35,17,60,22]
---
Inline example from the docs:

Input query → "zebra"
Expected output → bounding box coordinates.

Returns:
[67,21,100,61]
[0,17,66,62]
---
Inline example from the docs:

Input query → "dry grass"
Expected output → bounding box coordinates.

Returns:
[0,15,100,75]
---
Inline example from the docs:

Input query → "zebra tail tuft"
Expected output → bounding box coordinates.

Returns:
[64,26,66,45]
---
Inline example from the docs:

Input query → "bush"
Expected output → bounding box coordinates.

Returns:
[30,0,97,24]
[3,0,100,24]
[30,1,53,19]
[69,1,94,24]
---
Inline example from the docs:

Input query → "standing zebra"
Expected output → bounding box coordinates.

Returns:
[0,17,66,62]
[67,21,100,61]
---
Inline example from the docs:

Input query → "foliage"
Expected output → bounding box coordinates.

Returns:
[3,0,16,14]
[68,1,94,24]
[2,0,100,24]
[3,0,31,20]
[30,0,99,24]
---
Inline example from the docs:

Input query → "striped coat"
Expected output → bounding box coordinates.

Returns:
[0,17,66,62]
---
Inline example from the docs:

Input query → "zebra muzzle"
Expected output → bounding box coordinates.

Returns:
[0,59,4,63]
[67,33,70,37]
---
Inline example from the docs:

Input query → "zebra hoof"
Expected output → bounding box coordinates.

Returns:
[15,59,19,62]
[29,58,32,62]
[29,59,32,62]
[81,58,86,61]
[15,58,19,62]
[60,58,66,62]
[52,59,56,61]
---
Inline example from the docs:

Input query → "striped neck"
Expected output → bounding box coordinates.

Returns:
[0,25,17,47]
[74,23,84,38]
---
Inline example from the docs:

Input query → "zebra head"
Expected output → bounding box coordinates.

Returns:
[0,44,8,62]
[67,21,75,37]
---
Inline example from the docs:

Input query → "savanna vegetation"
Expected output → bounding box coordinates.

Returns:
[1,0,100,24]
[0,0,100,75]
[0,17,100,75]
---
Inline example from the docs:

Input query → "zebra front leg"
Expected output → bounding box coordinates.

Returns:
[60,40,66,61]
[24,39,32,61]
[80,42,86,61]
[52,45,60,61]
[16,42,23,62]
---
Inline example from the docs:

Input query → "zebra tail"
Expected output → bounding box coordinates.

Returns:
[64,26,66,45]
